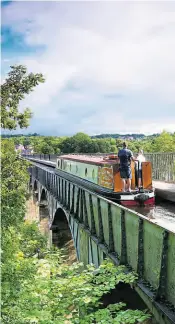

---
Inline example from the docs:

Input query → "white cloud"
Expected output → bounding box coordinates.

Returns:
[2,1,175,135]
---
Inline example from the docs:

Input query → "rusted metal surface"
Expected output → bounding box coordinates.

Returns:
[98,166,114,189]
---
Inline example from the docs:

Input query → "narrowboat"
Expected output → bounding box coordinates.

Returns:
[56,154,155,206]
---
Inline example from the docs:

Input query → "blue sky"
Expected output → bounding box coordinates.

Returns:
[1,1,175,136]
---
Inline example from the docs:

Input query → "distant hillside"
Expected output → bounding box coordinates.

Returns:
[1,132,161,140]
[91,133,160,140]
[1,133,40,138]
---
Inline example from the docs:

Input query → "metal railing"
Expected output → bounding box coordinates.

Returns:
[144,153,175,182]
[22,152,175,182]
[23,153,58,162]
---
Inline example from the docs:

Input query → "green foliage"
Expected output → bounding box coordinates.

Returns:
[1,139,30,228]
[59,132,91,153]
[1,250,151,324]
[39,143,55,154]
[1,141,39,321]
[1,65,45,129]
[148,131,175,152]
[85,304,150,323]
[1,224,39,311]
[4,131,175,155]
[19,221,48,257]
[58,133,112,154]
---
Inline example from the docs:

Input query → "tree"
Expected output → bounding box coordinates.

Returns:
[71,133,91,153]
[2,248,151,324]
[1,139,30,229]
[151,131,175,152]
[40,143,55,154]
[1,65,45,130]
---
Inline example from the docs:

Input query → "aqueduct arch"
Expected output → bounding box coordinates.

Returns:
[39,189,49,221]
[33,179,38,192]
[32,179,39,204]
[51,208,71,247]
[51,208,77,262]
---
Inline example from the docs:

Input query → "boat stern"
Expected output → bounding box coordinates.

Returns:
[120,190,155,207]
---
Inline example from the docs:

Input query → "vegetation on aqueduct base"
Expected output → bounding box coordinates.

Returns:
[1,65,151,323]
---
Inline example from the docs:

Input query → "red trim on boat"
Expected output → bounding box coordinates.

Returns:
[120,197,155,207]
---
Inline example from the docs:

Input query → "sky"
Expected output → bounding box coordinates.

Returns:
[1,0,175,136]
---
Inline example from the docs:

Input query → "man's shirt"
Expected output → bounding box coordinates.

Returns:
[118,148,133,168]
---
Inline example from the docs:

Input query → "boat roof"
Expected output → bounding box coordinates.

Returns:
[59,154,118,166]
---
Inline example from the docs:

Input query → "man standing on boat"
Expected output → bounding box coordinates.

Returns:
[117,142,136,192]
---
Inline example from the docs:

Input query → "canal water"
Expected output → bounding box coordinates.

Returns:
[130,198,175,230]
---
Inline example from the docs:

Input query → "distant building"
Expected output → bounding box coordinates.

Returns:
[118,136,134,141]
[15,144,24,152]
[15,144,33,155]
[22,148,34,155]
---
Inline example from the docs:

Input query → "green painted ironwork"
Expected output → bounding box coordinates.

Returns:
[27,161,175,324]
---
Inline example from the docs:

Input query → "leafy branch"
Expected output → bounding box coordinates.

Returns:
[1,65,45,129]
